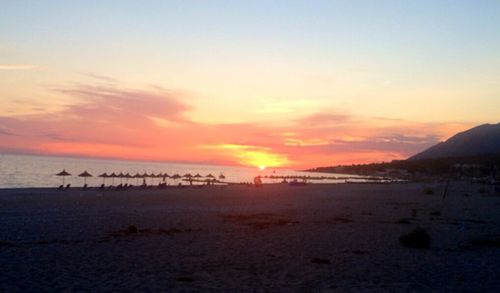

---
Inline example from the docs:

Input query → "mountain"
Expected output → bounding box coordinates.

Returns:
[409,123,500,160]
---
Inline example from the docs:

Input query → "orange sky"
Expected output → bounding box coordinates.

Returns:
[0,82,474,169]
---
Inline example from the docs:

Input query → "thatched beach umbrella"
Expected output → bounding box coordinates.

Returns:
[117,172,125,184]
[219,173,226,180]
[139,172,148,185]
[148,173,155,184]
[183,173,193,185]
[171,173,181,184]
[125,173,132,184]
[56,169,71,185]
[98,173,109,185]
[109,172,117,185]
[133,173,141,185]
[205,173,215,185]
[194,173,202,178]
[154,173,163,184]
[78,171,92,185]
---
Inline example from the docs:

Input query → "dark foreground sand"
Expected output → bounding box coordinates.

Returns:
[1,183,500,292]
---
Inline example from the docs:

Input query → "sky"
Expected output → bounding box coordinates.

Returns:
[1,0,499,169]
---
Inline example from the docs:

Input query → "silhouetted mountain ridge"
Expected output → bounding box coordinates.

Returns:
[306,123,500,178]
[409,123,500,160]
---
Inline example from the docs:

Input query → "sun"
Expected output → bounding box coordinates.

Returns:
[259,165,266,171]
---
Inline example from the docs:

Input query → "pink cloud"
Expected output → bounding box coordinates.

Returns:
[0,83,475,168]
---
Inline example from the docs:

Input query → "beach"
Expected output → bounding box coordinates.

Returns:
[1,183,499,291]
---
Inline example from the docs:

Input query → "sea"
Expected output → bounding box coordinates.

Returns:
[0,153,370,188]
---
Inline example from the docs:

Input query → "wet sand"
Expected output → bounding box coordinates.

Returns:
[1,183,499,291]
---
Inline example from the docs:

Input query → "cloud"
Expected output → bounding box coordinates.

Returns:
[296,111,352,126]
[0,64,37,70]
[0,127,17,136]
[0,80,475,168]
[81,73,117,83]
[0,83,194,154]
[55,84,192,123]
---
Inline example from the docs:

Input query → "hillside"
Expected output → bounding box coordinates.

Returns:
[307,123,500,178]
[409,123,500,160]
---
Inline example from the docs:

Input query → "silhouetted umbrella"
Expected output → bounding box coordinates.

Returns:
[117,172,125,184]
[171,174,181,184]
[98,173,109,184]
[56,169,71,185]
[193,173,202,178]
[125,173,132,184]
[219,173,226,180]
[78,171,92,185]
[133,173,141,185]
[153,173,162,184]
[206,173,215,178]
[109,172,117,185]
[182,173,192,185]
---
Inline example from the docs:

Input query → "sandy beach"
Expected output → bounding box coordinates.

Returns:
[1,183,499,291]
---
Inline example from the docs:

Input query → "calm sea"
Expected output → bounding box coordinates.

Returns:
[0,153,366,188]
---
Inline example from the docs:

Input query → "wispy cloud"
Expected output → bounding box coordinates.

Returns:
[296,111,352,126]
[0,80,474,168]
[81,73,117,83]
[0,127,17,136]
[0,64,37,70]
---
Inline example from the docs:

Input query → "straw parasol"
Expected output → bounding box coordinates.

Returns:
[125,173,132,184]
[56,169,71,185]
[219,173,226,180]
[133,173,141,185]
[206,173,215,178]
[117,172,125,184]
[78,171,92,185]
[109,172,117,185]
[171,173,181,184]
[98,173,109,185]
[194,173,202,178]
[182,173,192,185]
[154,173,162,184]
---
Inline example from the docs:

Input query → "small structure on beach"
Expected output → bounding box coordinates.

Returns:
[78,171,92,186]
[98,173,109,185]
[56,169,71,186]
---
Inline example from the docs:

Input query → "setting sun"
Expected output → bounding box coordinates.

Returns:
[259,165,266,171]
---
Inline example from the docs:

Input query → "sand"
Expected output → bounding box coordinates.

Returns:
[1,182,499,291]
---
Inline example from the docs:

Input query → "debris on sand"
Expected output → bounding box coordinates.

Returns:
[400,227,431,249]
[470,235,500,248]
[311,258,331,265]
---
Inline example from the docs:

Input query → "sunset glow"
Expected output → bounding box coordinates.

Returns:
[0,1,498,169]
